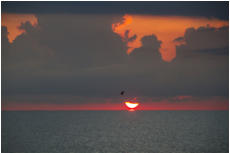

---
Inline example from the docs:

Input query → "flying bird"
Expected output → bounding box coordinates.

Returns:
[120,91,125,95]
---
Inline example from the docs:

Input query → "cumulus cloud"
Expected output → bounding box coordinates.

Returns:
[112,14,228,62]
[129,35,162,64]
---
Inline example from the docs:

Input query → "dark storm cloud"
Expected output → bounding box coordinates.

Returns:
[123,33,229,98]
[1,26,10,53]
[2,1,228,20]
[18,21,35,32]
[175,26,229,57]
[3,14,126,72]
[129,35,162,64]
[2,14,128,102]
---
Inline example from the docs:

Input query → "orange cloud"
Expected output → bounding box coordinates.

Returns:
[2,13,38,43]
[112,14,228,62]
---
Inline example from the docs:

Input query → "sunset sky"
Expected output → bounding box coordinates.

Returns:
[2,2,229,110]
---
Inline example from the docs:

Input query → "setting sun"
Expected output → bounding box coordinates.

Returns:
[124,101,139,110]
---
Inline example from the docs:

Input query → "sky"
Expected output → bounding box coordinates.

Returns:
[2,1,229,110]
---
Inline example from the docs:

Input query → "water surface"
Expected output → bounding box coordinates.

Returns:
[2,111,229,153]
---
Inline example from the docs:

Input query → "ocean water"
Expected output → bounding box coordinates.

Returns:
[2,111,229,153]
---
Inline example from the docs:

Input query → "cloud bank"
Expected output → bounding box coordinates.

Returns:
[2,13,229,110]
[112,14,228,62]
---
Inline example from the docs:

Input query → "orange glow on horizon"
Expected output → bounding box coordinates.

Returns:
[2,100,228,111]
[2,97,228,111]
[112,14,228,62]
[2,13,38,43]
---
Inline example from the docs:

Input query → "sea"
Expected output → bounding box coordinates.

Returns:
[2,111,229,153]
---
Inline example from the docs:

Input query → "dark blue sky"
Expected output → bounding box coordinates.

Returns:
[2,1,229,20]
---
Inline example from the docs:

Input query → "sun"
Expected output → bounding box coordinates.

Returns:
[124,101,139,111]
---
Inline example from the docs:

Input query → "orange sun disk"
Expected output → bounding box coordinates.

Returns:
[124,101,139,110]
